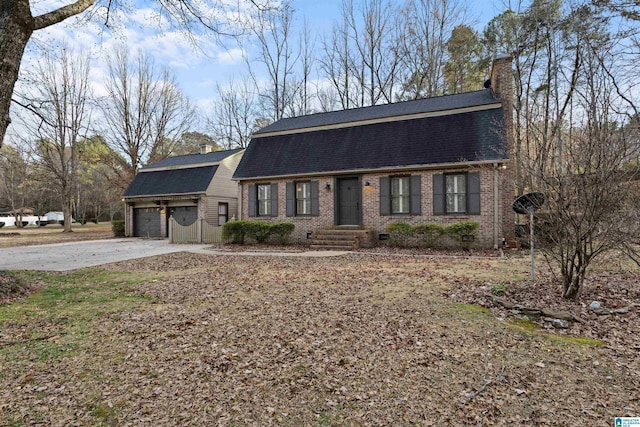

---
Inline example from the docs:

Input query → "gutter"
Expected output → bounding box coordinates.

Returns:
[233,159,510,182]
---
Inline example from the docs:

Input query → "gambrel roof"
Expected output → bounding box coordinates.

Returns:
[234,89,507,180]
[123,148,242,198]
[123,166,218,197]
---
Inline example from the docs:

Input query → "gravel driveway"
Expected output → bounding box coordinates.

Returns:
[0,239,210,271]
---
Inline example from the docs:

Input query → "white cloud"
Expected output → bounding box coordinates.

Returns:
[216,48,244,65]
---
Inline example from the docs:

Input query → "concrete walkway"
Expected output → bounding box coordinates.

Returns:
[0,239,349,272]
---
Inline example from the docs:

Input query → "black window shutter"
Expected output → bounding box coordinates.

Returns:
[311,181,320,216]
[270,183,278,216]
[380,176,390,215]
[286,182,295,217]
[248,184,257,217]
[410,175,422,215]
[467,172,481,215]
[433,174,444,215]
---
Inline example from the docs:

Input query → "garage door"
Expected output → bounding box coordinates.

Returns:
[134,208,161,237]
[168,206,198,226]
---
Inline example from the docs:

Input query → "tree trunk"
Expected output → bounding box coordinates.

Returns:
[62,195,73,233]
[0,0,34,146]
[1,0,95,147]
[562,263,586,299]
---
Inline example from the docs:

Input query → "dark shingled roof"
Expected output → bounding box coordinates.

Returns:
[143,148,243,170]
[124,165,218,197]
[254,89,499,135]
[234,107,507,179]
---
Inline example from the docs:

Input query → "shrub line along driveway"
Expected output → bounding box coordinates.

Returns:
[0,239,349,271]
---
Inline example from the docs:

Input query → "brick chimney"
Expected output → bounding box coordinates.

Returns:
[489,54,517,242]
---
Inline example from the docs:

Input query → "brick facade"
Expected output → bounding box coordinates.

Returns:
[236,59,516,247]
[240,165,509,248]
[490,55,517,240]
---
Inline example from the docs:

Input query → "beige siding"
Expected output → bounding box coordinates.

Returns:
[205,196,238,225]
[205,151,243,223]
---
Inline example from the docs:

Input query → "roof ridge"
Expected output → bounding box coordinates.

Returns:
[254,89,499,136]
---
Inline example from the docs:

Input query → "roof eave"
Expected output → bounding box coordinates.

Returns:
[123,191,206,200]
[233,158,510,182]
[140,161,222,172]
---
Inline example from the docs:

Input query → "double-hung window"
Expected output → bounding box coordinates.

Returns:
[257,184,271,216]
[218,203,228,226]
[380,175,421,216]
[391,177,410,214]
[296,182,311,215]
[445,174,466,214]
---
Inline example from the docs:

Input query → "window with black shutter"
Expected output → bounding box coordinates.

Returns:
[432,172,480,215]
[250,183,278,217]
[380,175,421,215]
[286,180,319,216]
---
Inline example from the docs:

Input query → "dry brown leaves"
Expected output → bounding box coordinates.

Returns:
[1,252,639,426]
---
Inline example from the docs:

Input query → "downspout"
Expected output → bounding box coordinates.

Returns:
[493,163,500,249]
[237,181,243,221]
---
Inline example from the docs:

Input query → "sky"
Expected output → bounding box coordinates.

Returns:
[9,0,507,142]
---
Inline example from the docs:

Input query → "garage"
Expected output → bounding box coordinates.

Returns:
[134,207,161,238]
[168,206,198,227]
[122,148,244,238]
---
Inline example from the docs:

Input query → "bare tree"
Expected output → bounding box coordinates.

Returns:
[347,0,402,105]
[209,78,258,149]
[515,3,640,298]
[0,144,29,226]
[319,0,403,109]
[320,8,358,109]
[101,47,194,190]
[248,0,300,121]
[397,0,467,100]
[19,48,92,232]
[287,18,316,117]
[0,0,262,147]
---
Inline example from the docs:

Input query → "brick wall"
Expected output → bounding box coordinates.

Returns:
[240,166,506,247]
[491,55,517,240]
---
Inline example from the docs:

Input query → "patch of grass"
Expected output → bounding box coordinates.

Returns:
[451,303,491,315]
[491,284,506,294]
[0,269,151,364]
[90,400,124,426]
[3,416,23,427]
[507,318,603,346]
[544,335,603,346]
[0,270,150,322]
[508,317,541,332]
[316,408,347,426]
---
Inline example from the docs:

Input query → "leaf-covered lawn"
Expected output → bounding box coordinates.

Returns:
[0,252,638,426]
[0,223,113,249]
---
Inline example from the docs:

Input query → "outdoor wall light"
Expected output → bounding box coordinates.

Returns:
[364,181,371,187]
[325,183,331,190]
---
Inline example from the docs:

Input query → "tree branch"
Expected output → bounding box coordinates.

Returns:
[33,0,96,30]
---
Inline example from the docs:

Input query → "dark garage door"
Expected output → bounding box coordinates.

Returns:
[168,206,198,226]
[134,207,161,238]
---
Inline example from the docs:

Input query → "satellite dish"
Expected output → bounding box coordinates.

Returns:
[483,78,491,89]
[512,192,545,282]
[512,192,545,215]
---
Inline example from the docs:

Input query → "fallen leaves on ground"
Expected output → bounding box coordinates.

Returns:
[1,252,638,426]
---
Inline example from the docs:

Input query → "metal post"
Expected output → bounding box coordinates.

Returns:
[530,209,535,281]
